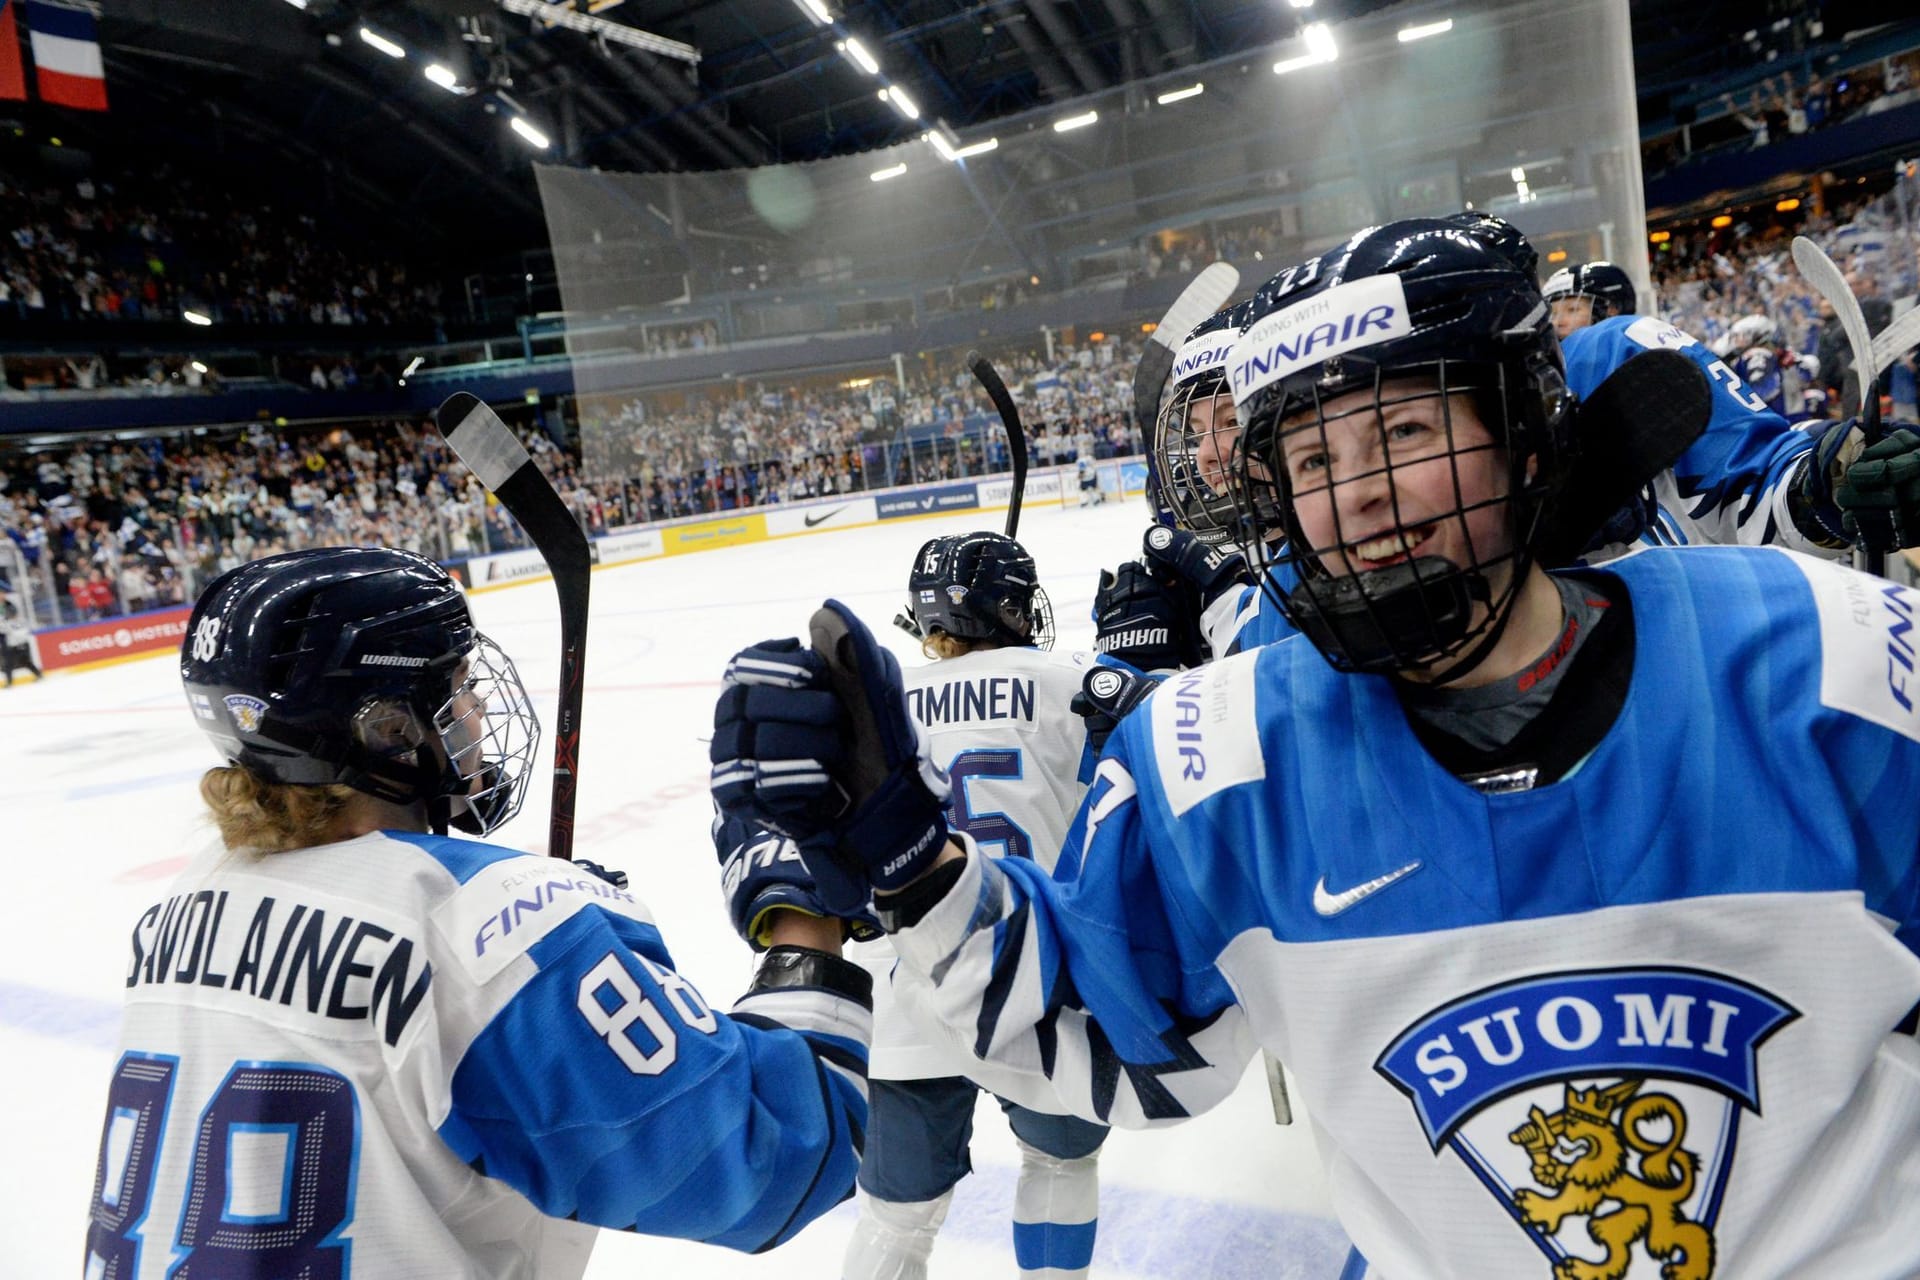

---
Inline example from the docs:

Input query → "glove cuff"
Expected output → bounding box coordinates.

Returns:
[750,945,874,1006]
[842,768,951,896]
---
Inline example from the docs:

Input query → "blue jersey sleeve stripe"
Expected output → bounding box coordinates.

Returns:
[380,830,527,885]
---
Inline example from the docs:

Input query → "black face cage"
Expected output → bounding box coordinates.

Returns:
[348,632,539,836]
[1153,370,1246,546]
[1228,358,1561,678]
[1028,585,1057,652]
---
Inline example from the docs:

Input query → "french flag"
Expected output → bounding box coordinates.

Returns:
[26,0,106,111]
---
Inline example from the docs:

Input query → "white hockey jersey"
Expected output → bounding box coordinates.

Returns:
[857,644,1099,1078]
[85,830,871,1278]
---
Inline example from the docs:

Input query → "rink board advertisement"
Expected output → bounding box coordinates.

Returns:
[762,497,879,537]
[468,548,554,586]
[978,470,1063,507]
[663,513,768,555]
[34,605,192,672]
[876,484,980,521]
[595,527,666,565]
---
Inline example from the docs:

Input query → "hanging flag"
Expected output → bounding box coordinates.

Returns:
[25,0,106,111]
[0,2,27,102]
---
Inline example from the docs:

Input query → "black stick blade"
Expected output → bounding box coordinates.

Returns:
[436,392,592,860]
[1538,349,1711,566]
[968,351,1027,538]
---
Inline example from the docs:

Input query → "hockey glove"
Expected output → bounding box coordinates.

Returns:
[1793,417,1872,548]
[714,811,881,951]
[1835,426,1920,553]
[1070,663,1163,755]
[572,858,629,890]
[1140,524,1252,605]
[710,601,952,916]
[1092,561,1193,671]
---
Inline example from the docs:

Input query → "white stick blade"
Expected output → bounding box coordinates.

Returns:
[1792,235,1876,388]
[1152,261,1241,351]
[440,395,533,493]
[1871,305,1920,372]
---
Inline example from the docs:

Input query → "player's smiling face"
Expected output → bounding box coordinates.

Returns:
[1280,378,1512,583]
[1189,392,1241,495]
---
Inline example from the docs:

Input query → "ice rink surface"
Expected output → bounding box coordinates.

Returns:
[1,493,1350,1277]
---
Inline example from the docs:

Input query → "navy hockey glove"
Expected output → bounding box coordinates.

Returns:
[1092,561,1192,671]
[1794,418,1872,549]
[572,858,629,890]
[711,636,850,833]
[710,600,951,916]
[1140,524,1251,605]
[714,812,881,951]
[1069,663,1163,755]
[1835,426,1920,553]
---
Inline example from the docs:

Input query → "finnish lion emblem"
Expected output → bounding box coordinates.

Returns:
[1507,1079,1714,1280]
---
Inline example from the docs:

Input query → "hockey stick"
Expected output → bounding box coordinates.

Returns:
[967,351,1028,538]
[1792,235,1885,575]
[1132,262,1242,441]
[436,392,592,861]
[1537,348,1713,565]
[1871,304,1920,374]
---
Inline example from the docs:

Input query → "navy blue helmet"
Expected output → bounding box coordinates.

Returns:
[1225,215,1573,679]
[1542,260,1637,324]
[181,547,539,836]
[1154,299,1256,545]
[905,532,1054,650]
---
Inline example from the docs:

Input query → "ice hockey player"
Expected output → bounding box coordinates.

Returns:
[711,219,1920,1280]
[1540,259,1638,339]
[1129,239,1920,672]
[836,529,1113,1280]
[88,547,871,1279]
[1724,312,1819,419]
[1076,451,1106,507]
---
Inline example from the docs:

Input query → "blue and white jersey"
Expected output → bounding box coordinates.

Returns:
[1563,316,1835,559]
[860,644,1099,1079]
[1735,345,1787,418]
[1202,561,1302,658]
[88,832,870,1279]
[889,548,1920,1279]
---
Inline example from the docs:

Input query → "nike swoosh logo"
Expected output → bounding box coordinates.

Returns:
[1312,861,1421,917]
[804,506,847,527]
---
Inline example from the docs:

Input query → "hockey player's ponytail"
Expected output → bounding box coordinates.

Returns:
[199,765,358,854]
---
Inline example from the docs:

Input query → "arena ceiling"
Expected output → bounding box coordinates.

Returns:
[9,0,1881,256]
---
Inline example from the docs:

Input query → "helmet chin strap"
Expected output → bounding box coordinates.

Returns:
[1287,551,1532,685]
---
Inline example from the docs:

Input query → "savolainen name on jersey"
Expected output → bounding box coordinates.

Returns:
[906,675,1036,726]
[125,888,432,1048]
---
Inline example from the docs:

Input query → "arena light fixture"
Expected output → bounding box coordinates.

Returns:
[1776,197,1802,212]
[839,37,880,76]
[190,361,209,374]
[1274,23,1336,74]
[793,0,833,26]
[1397,18,1453,42]
[1546,249,1567,262]
[1287,0,1313,8]
[870,163,908,182]
[183,309,212,326]
[1156,83,1205,105]
[954,138,998,157]
[1510,166,1526,183]
[881,85,920,121]
[1053,109,1098,133]
[926,131,959,162]
[1649,230,1671,244]
[1711,214,1733,228]
[282,0,309,9]
[359,27,407,59]
[424,63,464,92]
[402,356,426,378]
[510,116,552,149]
